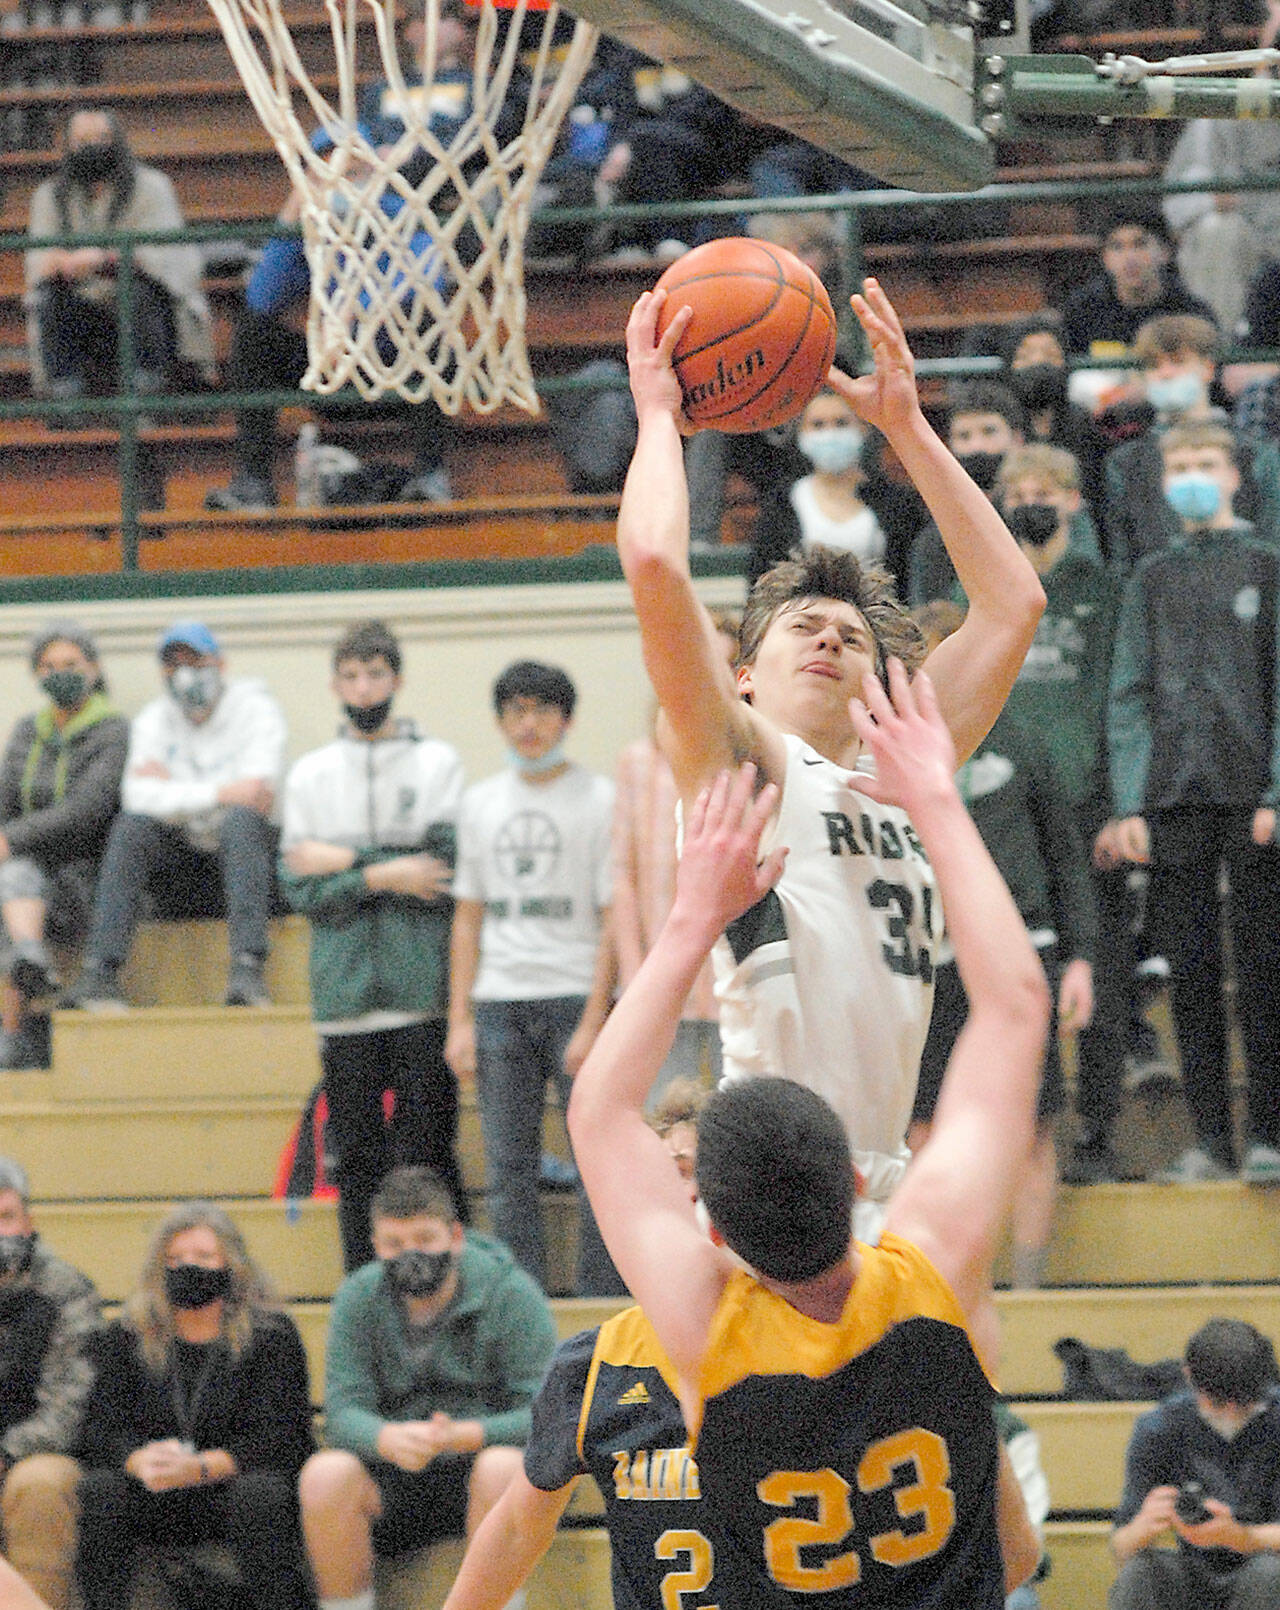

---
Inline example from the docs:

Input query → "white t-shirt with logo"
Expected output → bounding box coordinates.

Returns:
[453,764,614,1000]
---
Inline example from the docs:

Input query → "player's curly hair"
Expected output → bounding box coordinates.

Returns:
[695,1078,854,1283]
[739,546,926,691]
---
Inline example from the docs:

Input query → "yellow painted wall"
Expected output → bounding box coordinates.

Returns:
[0,574,745,782]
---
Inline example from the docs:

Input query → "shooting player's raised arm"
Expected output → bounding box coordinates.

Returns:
[617,292,759,791]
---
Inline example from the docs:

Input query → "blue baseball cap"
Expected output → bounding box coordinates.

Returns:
[158,620,220,660]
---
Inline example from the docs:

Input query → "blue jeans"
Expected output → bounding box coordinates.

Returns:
[475,996,624,1296]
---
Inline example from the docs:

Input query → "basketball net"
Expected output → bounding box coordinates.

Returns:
[206,0,598,409]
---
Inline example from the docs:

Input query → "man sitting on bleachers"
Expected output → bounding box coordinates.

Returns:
[1112,1318,1280,1608]
[65,619,286,1010]
[0,1155,100,1610]
[24,108,213,407]
[297,1165,555,1610]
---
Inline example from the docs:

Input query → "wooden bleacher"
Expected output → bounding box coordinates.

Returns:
[0,912,1269,1608]
[0,0,1226,570]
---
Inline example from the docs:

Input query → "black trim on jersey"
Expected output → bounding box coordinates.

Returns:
[724,888,788,966]
[524,1326,598,1492]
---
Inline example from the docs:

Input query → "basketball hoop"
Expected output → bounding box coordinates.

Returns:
[206,0,598,409]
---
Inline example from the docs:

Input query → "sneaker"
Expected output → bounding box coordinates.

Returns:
[1242,1144,1280,1186]
[1154,1146,1233,1184]
[62,962,127,1012]
[397,466,453,504]
[1062,1142,1122,1186]
[10,941,59,1005]
[225,955,270,1007]
[204,473,276,512]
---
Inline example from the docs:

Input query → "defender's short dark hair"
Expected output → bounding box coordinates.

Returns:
[370,1166,457,1227]
[695,1079,854,1283]
[945,380,1028,437]
[739,546,926,692]
[333,619,402,675]
[492,660,577,718]
[1185,1319,1278,1406]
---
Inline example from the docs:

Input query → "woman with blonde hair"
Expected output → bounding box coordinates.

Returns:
[73,1202,314,1610]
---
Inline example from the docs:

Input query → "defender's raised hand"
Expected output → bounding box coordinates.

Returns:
[674,765,786,939]
[847,659,957,812]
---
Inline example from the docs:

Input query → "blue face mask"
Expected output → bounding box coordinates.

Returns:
[508,742,566,777]
[1165,471,1222,524]
[798,425,864,475]
[1146,372,1204,417]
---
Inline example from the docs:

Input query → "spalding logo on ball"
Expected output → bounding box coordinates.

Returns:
[654,237,837,435]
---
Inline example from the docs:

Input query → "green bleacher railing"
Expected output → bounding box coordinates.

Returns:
[4,169,1280,573]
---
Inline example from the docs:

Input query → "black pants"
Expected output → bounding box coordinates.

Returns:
[1148,807,1280,1166]
[75,1467,310,1610]
[321,1019,467,1271]
[85,808,278,968]
[36,273,177,386]
[223,307,450,484]
[1073,856,1137,1148]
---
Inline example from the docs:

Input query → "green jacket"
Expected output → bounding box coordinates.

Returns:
[1003,546,1118,821]
[323,1233,557,1456]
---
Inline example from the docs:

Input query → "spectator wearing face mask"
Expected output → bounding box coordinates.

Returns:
[998,314,1106,519]
[279,620,468,1272]
[1102,315,1278,576]
[0,622,127,1069]
[906,380,1026,607]
[73,1202,314,1610]
[297,1166,555,1610]
[1110,422,1280,1186]
[0,1156,100,1610]
[747,389,887,585]
[65,620,286,1012]
[24,108,213,405]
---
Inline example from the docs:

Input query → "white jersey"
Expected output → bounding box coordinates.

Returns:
[453,763,614,1001]
[714,734,942,1218]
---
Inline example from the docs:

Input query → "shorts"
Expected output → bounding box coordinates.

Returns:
[912,950,1065,1127]
[367,1452,476,1558]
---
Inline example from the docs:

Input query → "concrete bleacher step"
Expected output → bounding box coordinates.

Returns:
[51,1004,321,1101]
[1043,1182,1280,1285]
[995,1284,1280,1396]
[1041,1521,1114,1610]
[1018,1400,1141,1514]
[3,1080,569,1198]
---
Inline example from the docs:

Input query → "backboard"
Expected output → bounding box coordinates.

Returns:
[562,0,999,193]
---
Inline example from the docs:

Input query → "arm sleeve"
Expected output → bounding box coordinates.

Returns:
[223,1316,315,1475]
[748,491,803,586]
[1114,1412,1167,1528]
[121,705,220,820]
[523,1329,597,1491]
[0,723,31,826]
[451,799,485,903]
[322,1279,391,1459]
[72,1324,151,1469]
[230,689,288,788]
[1,1269,101,1462]
[1107,572,1154,819]
[474,1269,559,1448]
[4,721,128,860]
[1026,736,1098,964]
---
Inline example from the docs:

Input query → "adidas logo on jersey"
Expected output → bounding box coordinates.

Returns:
[618,1381,650,1405]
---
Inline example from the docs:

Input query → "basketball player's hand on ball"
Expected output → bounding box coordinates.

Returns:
[846,659,956,813]
[676,765,786,937]
[828,278,923,441]
[626,289,699,434]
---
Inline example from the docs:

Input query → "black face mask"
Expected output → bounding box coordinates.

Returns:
[40,669,89,711]
[385,1248,453,1300]
[1006,503,1061,547]
[1009,363,1067,412]
[65,143,122,185]
[345,699,393,735]
[0,1232,35,1279]
[164,1263,233,1310]
[955,450,1004,492]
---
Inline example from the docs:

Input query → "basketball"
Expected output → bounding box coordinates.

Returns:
[653,237,838,434]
